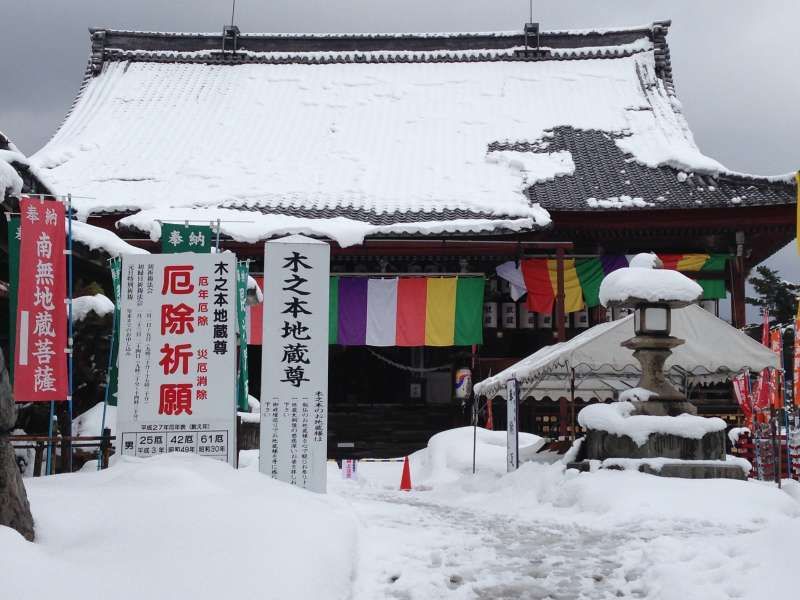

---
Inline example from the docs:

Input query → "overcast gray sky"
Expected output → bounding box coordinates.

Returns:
[1,0,798,312]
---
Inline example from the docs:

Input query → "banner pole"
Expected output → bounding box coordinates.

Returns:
[46,402,55,475]
[66,193,75,472]
[98,279,117,470]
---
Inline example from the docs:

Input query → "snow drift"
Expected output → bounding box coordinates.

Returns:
[409,427,546,485]
[4,454,357,600]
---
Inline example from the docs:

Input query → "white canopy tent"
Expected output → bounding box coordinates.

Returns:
[474,304,780,402]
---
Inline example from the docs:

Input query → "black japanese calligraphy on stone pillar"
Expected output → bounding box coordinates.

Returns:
[279,253,313,388]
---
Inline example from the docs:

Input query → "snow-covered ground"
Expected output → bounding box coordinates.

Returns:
[4,428,800,599]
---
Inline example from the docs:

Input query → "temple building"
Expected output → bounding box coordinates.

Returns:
[7,21,795,456]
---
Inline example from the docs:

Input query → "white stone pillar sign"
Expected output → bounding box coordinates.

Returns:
[117,253,237,465]
[260,235,330,493]
[506,378,519,472]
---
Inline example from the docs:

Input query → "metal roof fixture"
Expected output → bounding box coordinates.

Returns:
[515,22,549,59]
[222,25,240,54]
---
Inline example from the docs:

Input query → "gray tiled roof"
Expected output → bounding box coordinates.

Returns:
[219,202,503,227]
[519,127,795,211]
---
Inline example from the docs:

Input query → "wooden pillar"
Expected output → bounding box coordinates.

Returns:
[555,248,568,439]
[555,248,566,343]
[730,232,747,328]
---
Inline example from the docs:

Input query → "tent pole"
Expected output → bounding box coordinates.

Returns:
[472,395,477,474]
[570,367,576,442]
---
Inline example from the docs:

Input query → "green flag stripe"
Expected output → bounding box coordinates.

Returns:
[575,258,604,308]
[329,276,339,344]
[454,277,484,346]
[697,254,728,300]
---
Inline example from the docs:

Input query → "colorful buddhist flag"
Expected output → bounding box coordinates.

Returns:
[14,197,68,402]
[521,259,585,314]
[331,276,483,347]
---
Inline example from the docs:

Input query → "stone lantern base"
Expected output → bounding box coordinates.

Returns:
[567,418,746,481]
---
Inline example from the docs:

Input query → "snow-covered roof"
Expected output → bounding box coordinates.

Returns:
[30,22,792,246]
[0,130,55,199]
[0,131,26,198]
[474,304,780,401]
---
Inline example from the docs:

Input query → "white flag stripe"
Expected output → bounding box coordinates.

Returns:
[366,278,398,347]
[18,311,29,366]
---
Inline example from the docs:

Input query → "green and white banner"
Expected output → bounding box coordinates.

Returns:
[236,261,250,412]
[107,257,122,406]
[161,223,212,254]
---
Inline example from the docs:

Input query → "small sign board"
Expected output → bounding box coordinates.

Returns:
[341,459,358,480]
[506,378,519,472]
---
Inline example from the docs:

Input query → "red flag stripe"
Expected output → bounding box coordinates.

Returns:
[521,259,555,314]
[396,277,427,346]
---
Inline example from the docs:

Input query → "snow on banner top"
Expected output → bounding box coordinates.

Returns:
[599,252,702,307]
[71,294,114,322]
[577,401,726,446]
[31,23,714,238]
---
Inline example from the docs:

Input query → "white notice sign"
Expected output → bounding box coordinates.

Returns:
[117,253,237,465]
[260,235,330,493]
[506,378,519,472]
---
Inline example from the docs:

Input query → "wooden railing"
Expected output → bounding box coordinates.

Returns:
[10,429,115,476]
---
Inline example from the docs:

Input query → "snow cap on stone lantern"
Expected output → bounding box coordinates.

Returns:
[599,252,703,336]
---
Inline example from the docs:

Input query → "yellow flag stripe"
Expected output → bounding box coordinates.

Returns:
[424,278,457,346]
[547,259,585,313]
[676,254,710,271]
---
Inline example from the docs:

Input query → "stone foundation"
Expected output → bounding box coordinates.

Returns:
[580,429,726,462]
[567,460,747,481]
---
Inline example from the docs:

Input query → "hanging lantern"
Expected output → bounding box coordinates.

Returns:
[501,302,517,329]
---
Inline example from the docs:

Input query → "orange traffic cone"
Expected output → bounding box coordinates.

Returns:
[400,456,412,491]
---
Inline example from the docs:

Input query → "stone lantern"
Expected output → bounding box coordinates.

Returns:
[568,253,745,479]
[606,254,699,416]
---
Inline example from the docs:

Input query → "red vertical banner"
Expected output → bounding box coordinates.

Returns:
[794,309,800,407]
[769,329,784,409]
[753,368,772,423]
[13,197,68,402]
[732,372,753,429]
[247,276,264,345]
[761,310,770,347]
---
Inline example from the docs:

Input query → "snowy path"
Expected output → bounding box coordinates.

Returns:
[339,484,757,600]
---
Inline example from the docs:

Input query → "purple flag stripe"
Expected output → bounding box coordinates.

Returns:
[600,255,628,276]
[338,278,368,345]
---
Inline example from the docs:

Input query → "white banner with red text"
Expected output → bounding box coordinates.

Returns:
[117,253,237,464]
